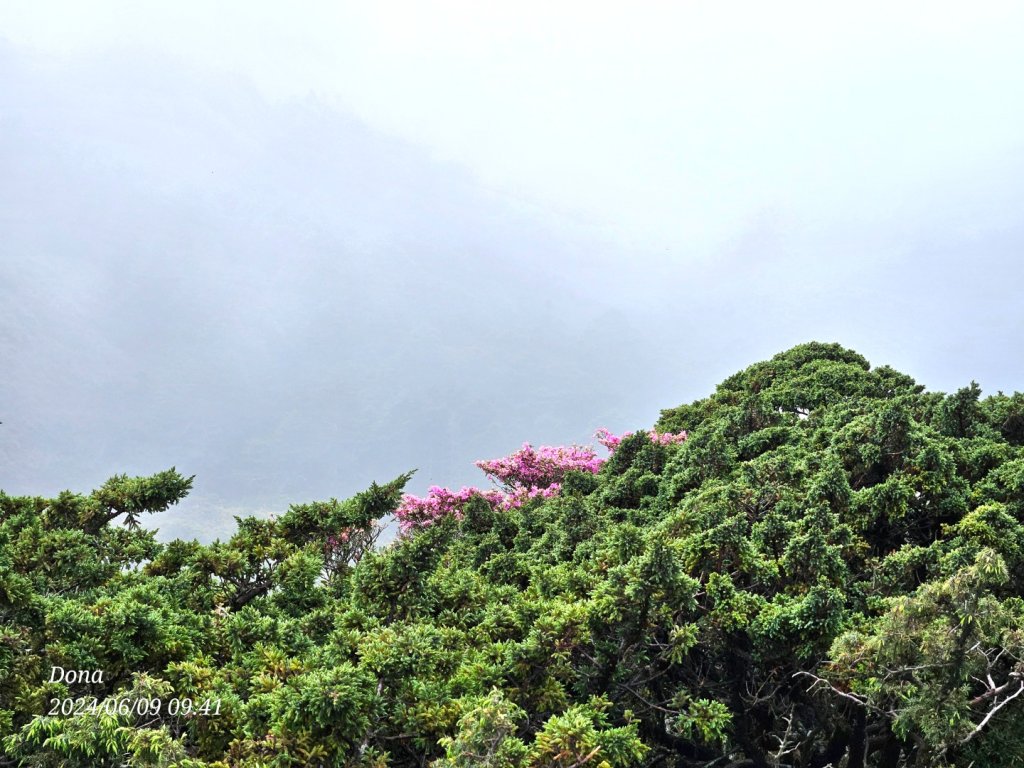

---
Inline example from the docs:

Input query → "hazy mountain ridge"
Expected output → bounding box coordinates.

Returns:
[0,42,659,541]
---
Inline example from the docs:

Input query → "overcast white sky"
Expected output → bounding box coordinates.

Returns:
[2,2,1023,540]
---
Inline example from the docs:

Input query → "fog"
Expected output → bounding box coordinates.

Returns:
[2,3,1022,541]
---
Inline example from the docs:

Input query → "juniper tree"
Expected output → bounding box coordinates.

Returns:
[3,343,1024,767]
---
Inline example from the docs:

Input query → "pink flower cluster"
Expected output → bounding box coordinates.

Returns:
[502,481,563,510]
[394,485,506,534]
[394,428,686,534]
[326,530,351,547]
[474,443,604,490]
[594,427,688,451]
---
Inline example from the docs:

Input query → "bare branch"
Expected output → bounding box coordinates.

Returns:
[792,670,882,713]
[961,679,1024,745]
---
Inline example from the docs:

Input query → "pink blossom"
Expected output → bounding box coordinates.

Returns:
[594,427,687,452]
[395,485,505,534]
[474,443,604,490]
[498,482,563,510]
[396,428,685,535]
[594,428,623,451]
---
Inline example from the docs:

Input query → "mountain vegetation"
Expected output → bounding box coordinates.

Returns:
[3,342,1024,767]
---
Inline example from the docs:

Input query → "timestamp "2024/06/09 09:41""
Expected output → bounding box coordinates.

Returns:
[45,665,222,718]
[46,695,222,717]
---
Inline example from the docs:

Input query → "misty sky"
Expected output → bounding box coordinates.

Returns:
[2,2,1023,542]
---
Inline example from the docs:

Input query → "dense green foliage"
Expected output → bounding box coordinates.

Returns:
[3,342,1024,767]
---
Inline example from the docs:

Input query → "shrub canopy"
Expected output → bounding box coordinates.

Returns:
[3,342,1024,767]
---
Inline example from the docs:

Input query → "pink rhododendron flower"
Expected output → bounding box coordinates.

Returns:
[499,482,563,510]
[475,443,603,490]
[594,427,687,452]
[650,430,688,446]
[593,428,623,451]
[395,485,505,534]
[395,428,685,534]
